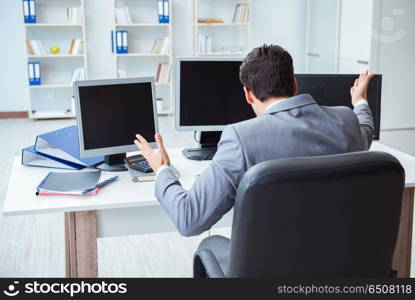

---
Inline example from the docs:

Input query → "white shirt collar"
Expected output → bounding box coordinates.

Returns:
[264,98,292,113]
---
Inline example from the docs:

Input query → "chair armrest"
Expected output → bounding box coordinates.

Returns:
[194,249,225,278]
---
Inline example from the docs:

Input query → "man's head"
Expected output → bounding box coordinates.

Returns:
[240,44,297,115]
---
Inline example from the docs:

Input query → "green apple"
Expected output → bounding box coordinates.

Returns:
[50,46,60,55]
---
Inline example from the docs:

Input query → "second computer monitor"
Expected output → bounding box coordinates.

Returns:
[176,58,256,132]
[296,74,382,140]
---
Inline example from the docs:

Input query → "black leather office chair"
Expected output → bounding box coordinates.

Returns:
[193,151,405,278]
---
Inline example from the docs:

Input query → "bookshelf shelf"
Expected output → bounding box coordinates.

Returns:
[29,83,72,89]
[115,23,170,27]
[195,51,244,56]
[158,109,173,115]
[193,0,252,57]
[196,22,250,27]
[23,0,87,120]
[115,53,170,57]
[25,23,83,28]
[31,110,76,120]
[113,0,173,116]
[28,54,85,58]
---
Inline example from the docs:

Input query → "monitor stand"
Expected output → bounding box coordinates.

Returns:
[95,153,128,172]
[183,131,222,161]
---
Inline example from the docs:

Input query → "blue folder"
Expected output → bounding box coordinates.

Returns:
[22,146,84,170]
[116,30,123,54]
[163,0,169,24]
[34,125,104,167]
[28,0,36,23]
[23,0,30,23]
[158,0,164,23]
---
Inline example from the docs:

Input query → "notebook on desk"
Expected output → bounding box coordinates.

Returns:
[36,170,118,196]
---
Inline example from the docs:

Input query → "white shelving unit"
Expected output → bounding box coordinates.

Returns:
[193,0,252,57]
[112,0,173,115]
[23,0,87,120]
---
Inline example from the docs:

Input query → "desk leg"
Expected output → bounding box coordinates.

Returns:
[65,211,98,278]
[392,188,414,278]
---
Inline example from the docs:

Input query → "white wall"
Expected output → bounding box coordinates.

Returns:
[0,0,30,111]
[84,0,115,79]
[371,0,415,129]
[0,0,306,112]
[252,0,307,72]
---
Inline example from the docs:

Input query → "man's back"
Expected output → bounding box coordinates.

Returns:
[231,94,367,170]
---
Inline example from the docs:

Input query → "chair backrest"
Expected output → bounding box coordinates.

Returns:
[228,151,405,277]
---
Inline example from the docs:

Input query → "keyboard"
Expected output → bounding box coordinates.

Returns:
[130,159,153,173]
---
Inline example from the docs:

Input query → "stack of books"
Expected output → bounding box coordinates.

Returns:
[69,39,83,55]
[71,67,85,84]
[22,125,104,170]
[151,37,170,54]
[221,46,244,54]
[118,69,128,78]
[115,6,133,24]
[233,3,250,23]
[26,40,47,55]
[67,7,83,24]
[156,64,170,84]
[197,18,224,24]
[198,34,212,54]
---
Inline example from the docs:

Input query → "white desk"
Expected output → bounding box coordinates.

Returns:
[3,143,414,277]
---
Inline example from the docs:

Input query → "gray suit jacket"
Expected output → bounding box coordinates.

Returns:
[155,94,374,236]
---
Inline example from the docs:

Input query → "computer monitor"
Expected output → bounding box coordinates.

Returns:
[74,77,158,171]
[295,74,382,140]
[176,57,255,132]
[176,57,255,160]
[176,57,382,160]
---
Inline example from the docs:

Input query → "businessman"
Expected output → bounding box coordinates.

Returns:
[135,44,374,270]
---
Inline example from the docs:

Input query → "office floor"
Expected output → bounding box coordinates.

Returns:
[0,118,414,277]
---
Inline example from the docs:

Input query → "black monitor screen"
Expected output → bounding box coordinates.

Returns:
[179,60,256,127]
[296,74,382,140]
[79,82,156,150]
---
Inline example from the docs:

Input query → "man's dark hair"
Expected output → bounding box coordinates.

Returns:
[239,44,295,101]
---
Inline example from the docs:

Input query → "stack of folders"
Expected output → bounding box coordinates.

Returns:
[111,30,128,54]
[22,125,104,170]
[23,0,36,24]
[28,62,41,85]
[198,34,212,54]
[67,7,83,24]
[115,6,133,24]
[156,64,170,84]
[36,170,118,196]
[151,37,170,54]
[157,0,170,24]
[69,39,84,55]
[233,3,250,23]
[71,67,85,84]
[26,40,47,55]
